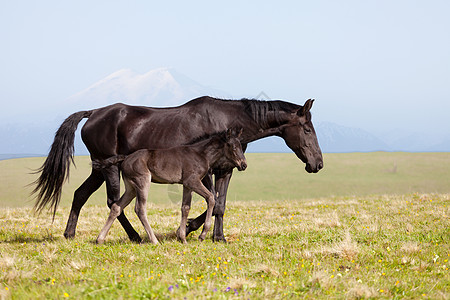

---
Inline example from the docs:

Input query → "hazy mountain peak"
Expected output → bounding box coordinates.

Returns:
[105,68,137,79]
[66,67,230,111]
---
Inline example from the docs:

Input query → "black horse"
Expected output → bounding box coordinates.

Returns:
[33,96,323,242]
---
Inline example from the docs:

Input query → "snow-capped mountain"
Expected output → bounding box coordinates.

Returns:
[65,67,230,111]
[1,68,232,156]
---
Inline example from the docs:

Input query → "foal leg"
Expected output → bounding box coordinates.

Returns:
[185,173,214,237]
[64,169,104,239]
[97,181,136,244]
[186,180,215,241]
[177,187,192,244]
[102,165,142,243]
[134,176,158,245]
[212,170,233,243]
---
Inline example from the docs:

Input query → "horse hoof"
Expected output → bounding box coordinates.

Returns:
[176,227,185,242]
[177,237,187,244]
[129,234,142,243]
[64,232,75,239]
[212,235,227,243]
[96,239,105,245]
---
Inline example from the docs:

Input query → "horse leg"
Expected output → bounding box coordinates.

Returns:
[134,176,158,245]
[102,164,142,243]
[185,179,215,241]
[64,169,104,239]
[177,186,192,244]
[212,170,233,243]
[97,180,136,244]
[185,173,214,236]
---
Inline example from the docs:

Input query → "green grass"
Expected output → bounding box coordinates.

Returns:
[1,152,450,207]
[0,153,449,299]
[0,195,449,299]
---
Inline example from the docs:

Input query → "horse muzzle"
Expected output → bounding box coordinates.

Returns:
[305,161,323,173]
[237,161,247,171]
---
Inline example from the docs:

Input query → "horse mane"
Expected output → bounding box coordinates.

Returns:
[185,97,302,143]
[188,97,301,127]
[240,98,300,128]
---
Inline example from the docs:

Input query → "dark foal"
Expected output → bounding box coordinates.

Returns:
[93,129,247,244]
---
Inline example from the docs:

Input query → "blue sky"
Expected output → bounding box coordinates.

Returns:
[1,1,449,136]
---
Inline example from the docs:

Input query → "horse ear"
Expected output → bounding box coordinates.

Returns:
[226,128,233,139]
[237,128,243,138]
[298,99,314,116]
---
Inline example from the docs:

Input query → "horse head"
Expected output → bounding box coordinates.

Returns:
[281,99,323,173]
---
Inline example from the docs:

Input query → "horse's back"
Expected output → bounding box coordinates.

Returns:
[80,98,239,159]
[80,103,167,158]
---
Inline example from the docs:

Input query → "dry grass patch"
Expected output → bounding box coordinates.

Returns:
[312,210,342,228]
[322,230,359,260]
[347,282,377,299]
[0,255,15,270]
[252,264,280,277]
[228,277,256,290]
[400,241,421,254]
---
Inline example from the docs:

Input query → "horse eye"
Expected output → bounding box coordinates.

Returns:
[304,128,312,134]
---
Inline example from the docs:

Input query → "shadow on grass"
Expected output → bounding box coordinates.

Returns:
[155,231,178,242]
[1,234,60,244]
[87,230,181,245]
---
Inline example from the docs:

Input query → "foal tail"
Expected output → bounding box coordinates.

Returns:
[91,155,127,171]
[32,110,93,220]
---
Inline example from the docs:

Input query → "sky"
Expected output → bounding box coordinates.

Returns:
[1,0,449,137]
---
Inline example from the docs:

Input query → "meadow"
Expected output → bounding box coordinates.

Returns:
[1,152,450,207]
[0,153,449,299]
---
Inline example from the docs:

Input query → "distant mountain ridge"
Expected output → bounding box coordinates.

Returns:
[1,67,448,158]
[246,122,390,153]
[316,122,389,153]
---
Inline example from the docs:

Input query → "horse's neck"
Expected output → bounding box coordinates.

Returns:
[234,101,296,143]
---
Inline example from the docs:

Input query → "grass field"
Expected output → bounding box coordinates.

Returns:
[1,152,450,207]
[0,153,449,299]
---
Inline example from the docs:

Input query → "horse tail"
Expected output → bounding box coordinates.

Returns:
[91,155,127,171]
[32,110,93,220]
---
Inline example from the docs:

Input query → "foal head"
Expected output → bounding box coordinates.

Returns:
[224,128,247,171]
